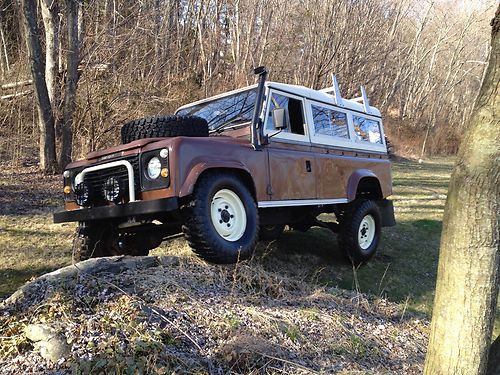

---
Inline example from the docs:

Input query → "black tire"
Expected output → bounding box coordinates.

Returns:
[73,223,120,262]
[259,224,285,241]
[337,200,381,265]
[121,115,209,144]
[182,172,259,264]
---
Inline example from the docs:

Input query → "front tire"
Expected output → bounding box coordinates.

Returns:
[337,200,381,265]
[73,223,120,262]
[182,172,259,264]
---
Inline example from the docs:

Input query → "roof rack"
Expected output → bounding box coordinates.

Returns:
[320,74,372,114]
[319,74,343,107]
[351,86,371,114]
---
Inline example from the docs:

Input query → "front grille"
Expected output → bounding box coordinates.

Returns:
[82,155,140,205]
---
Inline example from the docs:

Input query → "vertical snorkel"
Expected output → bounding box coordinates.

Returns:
[250,66,268,151]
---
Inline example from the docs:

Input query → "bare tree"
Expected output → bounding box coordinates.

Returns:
[60,0,80,169]
[21,0,57,172]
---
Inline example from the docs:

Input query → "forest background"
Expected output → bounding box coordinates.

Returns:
[0,0,496,167]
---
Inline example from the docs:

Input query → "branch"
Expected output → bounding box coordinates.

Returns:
[1,80,33,90]
[0,90,33,100]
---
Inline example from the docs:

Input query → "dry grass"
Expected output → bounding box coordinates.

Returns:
[0,255,428,374]
[2,156,488,373]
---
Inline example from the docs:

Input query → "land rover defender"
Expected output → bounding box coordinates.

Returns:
[54,67,395,265]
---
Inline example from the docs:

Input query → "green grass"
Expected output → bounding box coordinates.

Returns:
[0,158,451,308]
[252,158,453,319]
[3,157,496,335]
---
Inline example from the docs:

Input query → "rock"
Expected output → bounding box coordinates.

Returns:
[25,324,71,363]
[1,256,179,309]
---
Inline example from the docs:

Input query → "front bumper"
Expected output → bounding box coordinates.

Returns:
[53,197,179,223]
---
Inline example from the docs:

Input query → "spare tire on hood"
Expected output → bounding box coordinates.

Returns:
[121,115,209,144]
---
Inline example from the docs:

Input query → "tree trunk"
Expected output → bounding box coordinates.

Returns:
[21,0,57,172]
[60,0,80,169]
[424,6,500,375]
[40,0,59,109]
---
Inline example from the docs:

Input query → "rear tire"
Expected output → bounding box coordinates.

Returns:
[182,172,259,264]
[121,115,208,144]
[337,200,381,265]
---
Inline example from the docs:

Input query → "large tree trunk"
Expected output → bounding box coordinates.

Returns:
[60,0,80,169]
[424,6,500,375]
[21,0,57,172]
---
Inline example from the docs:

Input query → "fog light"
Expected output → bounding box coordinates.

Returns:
[74,183,91,207]
[103,177,123,203]
[160,168,169,178]
[63,170,70,178]
[63,185,72,194]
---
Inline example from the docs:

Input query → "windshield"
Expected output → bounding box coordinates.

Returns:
[176,88,257,131]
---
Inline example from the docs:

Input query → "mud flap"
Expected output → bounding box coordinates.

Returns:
[378,199,396,227]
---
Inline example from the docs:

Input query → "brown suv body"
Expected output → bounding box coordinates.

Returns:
[54,69,395,264]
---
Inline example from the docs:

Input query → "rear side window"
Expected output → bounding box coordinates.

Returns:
[352,116,382,144]
[266,93,305,135]
[312,105,349,139]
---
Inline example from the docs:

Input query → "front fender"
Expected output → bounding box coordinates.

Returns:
[178,160,252,198]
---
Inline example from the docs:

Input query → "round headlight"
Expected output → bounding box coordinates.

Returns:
[147,157,162,179]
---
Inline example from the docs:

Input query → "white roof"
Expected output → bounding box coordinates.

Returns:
[266,82,381,117]
[176,81,381,118]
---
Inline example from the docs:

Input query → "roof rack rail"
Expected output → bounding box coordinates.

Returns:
[321,75,373,114]
[319,74,343,107]
[351,86,371,114]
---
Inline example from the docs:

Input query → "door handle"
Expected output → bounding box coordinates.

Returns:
[305,160,312,172]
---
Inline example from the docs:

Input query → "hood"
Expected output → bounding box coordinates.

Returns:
[87,138,165,160]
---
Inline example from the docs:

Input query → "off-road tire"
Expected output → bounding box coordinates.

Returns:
[182,172,259,264]
[259,224,285,241]
[121,115,209,144]
[73,223,120,262]
[337,200,381,265]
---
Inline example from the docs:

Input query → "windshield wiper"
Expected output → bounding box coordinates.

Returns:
[211,116,249,134]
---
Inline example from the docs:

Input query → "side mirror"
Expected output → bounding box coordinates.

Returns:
[272,108,287,130]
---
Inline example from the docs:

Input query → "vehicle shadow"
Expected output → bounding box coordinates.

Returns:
[254,219,441,319]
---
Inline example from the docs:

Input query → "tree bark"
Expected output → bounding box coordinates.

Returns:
[424,6,500,375]
[21,0,57,172]
[40,0,59,109]
[60,0,80,169]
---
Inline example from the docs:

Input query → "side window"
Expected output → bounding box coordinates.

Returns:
[266,93,305,135]
[311,105,349,139]
[352,116,382,144]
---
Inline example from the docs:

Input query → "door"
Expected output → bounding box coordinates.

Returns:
[263,90,316,202]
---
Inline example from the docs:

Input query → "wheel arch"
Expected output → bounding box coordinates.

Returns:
[179,162,257,201]
[347,169,383,201]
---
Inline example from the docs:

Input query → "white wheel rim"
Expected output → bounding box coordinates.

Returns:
[358,214,376,251]
[210,189,247,242]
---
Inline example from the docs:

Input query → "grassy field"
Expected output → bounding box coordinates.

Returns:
[0,157,455,323]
